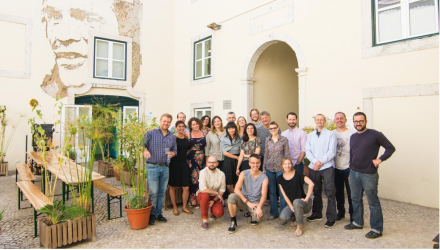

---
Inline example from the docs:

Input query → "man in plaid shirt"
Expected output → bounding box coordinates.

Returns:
[144,113,177,225]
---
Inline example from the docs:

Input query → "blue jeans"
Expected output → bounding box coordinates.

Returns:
[266,170,285,217]
[294,162,304,175]
[349,170,383,233]
[335,168,353,217]
[147,164,169,217]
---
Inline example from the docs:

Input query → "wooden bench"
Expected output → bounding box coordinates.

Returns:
[16,163,37,210]
[16,181,52,237]
[93,180,125,220]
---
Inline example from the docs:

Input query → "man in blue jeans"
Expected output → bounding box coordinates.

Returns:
[144,113,177,225]
[344,112,395,239]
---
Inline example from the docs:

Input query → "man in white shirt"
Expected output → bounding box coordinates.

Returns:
[281,112,307,174]
[333,112,355,222]
[196,156,226,230]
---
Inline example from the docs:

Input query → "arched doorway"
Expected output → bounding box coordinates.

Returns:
[241,32,307,129]
[253,42,298,131]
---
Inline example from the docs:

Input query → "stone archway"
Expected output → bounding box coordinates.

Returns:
[241,32,307,128]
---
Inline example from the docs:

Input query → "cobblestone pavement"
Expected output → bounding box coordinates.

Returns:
[0,169,438,249]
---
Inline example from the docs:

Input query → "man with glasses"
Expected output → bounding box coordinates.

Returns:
[344,112,395,239]
[333,112,355,223]
[196,156,226,230]
[306,114,337,228]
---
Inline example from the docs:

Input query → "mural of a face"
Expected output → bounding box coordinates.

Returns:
[41,0,119,98]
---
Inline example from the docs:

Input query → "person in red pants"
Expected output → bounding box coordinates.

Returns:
[196,156,226,230]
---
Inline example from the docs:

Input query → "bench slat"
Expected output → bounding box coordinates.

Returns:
[17,181,52,210]
[16,163,36,181]
[93,180,124,197]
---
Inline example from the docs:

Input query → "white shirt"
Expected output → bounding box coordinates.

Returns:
[197,168,226,196]
[334,129,355,170]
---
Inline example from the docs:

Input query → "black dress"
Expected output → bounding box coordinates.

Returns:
[168,137,191,187]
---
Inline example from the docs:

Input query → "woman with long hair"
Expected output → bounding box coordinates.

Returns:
[201,115,211,135]
[185,117,206,207]
[221,122,242,195]
[205,116,226,171]
[168,120,193,215]
[263,121,290,220]
[236,116,247,138]
[278,158,314,237]
[236,123,261,175]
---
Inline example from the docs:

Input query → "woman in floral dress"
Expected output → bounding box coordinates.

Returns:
[185,117,206,207]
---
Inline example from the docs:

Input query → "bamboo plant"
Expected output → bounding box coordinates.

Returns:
[0,105,23,164]
[92,99,119,163]
[114,114,157,209]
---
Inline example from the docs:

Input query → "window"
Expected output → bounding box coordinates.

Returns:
[94,38,126,80]
[193,37,211,80]
[194,108,212,119]
[374,0,439,45]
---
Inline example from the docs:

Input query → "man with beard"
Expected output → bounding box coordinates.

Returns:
[344,112,395,239]
[249,109,262,128]
[281,112,307,174]
[196,156,226,230]
[333,112,355,222]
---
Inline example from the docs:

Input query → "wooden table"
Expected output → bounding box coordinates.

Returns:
[26,151,105,213]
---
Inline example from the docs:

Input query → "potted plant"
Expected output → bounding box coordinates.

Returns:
[0,208,5,232]
[93,100,119,177]
[0,106,23,176]
[115,114,156,230]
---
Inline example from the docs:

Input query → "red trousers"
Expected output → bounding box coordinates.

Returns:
[196,193,224,219]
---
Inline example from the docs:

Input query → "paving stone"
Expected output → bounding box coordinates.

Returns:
[0,167,438,248]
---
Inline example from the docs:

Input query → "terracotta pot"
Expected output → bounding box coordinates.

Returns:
[124,203,153,230]
[114,168,120,181]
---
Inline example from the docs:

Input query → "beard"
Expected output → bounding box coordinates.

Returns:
[208,166,216,170]
[288,122,296,128]
[355,124,367,131]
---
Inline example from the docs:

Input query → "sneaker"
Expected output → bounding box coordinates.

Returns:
[201,222,208,230]
[157,214,167,223]
[250,220,259,226]
[365,230,383,239]
[209,214,217,220]
[344,223,363,230]
[148,215,156,225]
[324,221,335,228]
[336,213,345,221]
[350,216,354,223]
[306,214,323,221]
[228,221,237,233]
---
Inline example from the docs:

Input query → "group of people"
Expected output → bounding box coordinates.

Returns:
[142,109,395,239]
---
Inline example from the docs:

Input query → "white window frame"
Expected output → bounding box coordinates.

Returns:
[193,37,212,80]
[94,38,126,80]
[60,105,92,163]
[123,106,139,123]
[374,0,439,45]
[194,108,212,119]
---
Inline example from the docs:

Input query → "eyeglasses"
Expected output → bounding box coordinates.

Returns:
[207,161,218,164]
[353,120,365,124]
[269,127,278,131]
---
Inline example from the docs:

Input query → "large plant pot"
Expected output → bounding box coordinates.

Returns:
[114,167,121,181]
[0,162,8,176]
[98,161,114,177]
[124,203,153,230]
[39,214,96,249]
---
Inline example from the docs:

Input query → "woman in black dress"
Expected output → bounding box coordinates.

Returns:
[221,122,242,195]
[169,120,193,215]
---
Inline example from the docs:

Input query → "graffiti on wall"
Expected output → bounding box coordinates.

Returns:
[41,0,142,98]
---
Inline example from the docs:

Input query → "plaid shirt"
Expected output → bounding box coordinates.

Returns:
[144,129,177,164]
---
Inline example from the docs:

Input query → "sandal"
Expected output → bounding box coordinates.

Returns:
[182,209,193,215]
[173,210,179,216]
[244,211,251,217]
[294,228,303,237]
